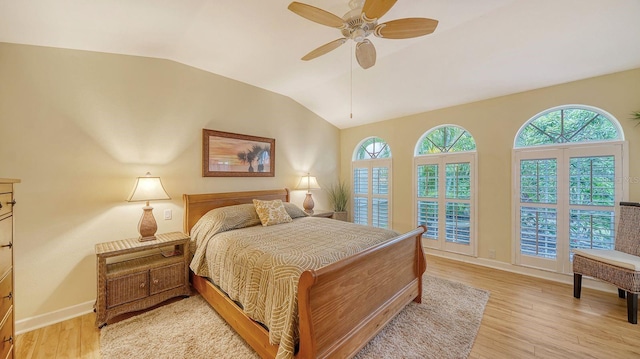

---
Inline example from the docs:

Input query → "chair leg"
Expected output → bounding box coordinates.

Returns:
[573,273,582,298]
[628,292,638,324]
[619,289,626,298]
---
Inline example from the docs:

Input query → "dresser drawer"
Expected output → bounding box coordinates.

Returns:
[0,272,11,323]
[107,272,149,308]
[0,192,12,219]
[150,262,185,295]
[0,309,12,359]
[0,220,11,280]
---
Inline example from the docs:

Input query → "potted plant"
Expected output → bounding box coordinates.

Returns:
[327,181,350,221]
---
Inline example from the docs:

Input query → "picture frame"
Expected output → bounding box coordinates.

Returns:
[202,129,275,177]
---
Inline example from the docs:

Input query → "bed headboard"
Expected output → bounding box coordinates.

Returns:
[182,188,290,235]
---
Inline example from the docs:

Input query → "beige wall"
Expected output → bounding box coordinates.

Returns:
[2,40,639,326]
[0,43,340,321]
[341,68,640,263]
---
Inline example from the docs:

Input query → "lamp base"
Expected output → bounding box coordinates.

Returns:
[302,193,315,214]
[138,205,158,242]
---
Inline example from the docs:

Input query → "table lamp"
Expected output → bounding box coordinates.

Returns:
[127,172,170,241]
[296,173,321,214]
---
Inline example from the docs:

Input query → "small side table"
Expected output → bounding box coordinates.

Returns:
[310,210,334,218]
[95,232,191,328]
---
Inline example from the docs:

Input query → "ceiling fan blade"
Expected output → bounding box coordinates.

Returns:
[288,2,346,29]
[374,18,439,39]
[355,39,376,69]
[362,0,397,21]
[302,38,347,61]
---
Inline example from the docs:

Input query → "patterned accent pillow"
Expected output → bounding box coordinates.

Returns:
[253,199,293,226]
[283,202,309,219]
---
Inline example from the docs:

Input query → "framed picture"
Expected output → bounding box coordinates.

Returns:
[202,129,275,177]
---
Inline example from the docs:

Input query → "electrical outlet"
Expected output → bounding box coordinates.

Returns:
[164,209,172,220]
[488,249,496,259]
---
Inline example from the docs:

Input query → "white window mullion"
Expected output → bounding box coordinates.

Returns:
[556,152,569,273]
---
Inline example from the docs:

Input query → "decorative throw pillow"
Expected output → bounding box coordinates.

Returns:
[283,202,309,219]
[253,199,293,226]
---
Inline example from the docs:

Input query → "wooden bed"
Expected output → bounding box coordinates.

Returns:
[183,188,426,359]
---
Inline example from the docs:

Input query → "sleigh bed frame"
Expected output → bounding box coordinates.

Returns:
[183,188,426,359]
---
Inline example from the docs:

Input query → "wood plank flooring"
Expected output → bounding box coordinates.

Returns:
[15,255,640,358]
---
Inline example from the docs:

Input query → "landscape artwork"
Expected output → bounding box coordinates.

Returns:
[202,129,275,177]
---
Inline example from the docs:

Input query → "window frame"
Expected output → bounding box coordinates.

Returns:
[352,137,393,229]
[512,105,627,273]
[413,125,477,257]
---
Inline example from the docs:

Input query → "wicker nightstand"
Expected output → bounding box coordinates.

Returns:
[95,232,191,328]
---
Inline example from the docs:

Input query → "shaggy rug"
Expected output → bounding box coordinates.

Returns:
[101,275,489,359]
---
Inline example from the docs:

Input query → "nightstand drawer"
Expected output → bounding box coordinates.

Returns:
[0,309,12,359]
[0,219,11,279]
[107,272,149,308]
[150,262,185,295]
[0,272,12,321]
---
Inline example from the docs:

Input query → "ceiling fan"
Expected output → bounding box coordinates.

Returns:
[288,0,438,69]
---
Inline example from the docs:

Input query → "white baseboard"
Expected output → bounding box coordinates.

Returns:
[424,248,618,293]
[15,250,617,335]
[16,300,95,335]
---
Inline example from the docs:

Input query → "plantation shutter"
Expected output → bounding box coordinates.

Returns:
[414,125,477,257]
[514,145,622,273]
[415,153,476,256]
[352,160,392,229]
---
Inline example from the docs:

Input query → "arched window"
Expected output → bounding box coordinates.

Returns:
[354,137,392,159]
[513,105,625,273]
[515,107,620,147]
[414,125,477,256]
[417,125,476,154]
[352,137,392,229]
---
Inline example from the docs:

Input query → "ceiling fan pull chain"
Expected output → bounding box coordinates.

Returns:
[350,44,353,119]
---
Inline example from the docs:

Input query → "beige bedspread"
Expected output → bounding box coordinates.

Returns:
[190,215,398,359]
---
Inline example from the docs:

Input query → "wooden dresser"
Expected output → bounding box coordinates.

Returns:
[0,179,19,359]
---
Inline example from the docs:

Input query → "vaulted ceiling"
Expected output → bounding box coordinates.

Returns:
[2,0,640,129]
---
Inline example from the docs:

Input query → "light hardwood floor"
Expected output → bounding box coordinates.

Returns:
[15,255,640,358]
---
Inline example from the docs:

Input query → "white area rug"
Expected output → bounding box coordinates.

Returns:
[101,275,489,359]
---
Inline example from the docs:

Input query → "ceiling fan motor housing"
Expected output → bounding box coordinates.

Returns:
[341,8,376,42]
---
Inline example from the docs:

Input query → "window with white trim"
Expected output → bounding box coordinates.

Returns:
[513,105,626,273]
[414,125,477,256]
[352,137,392,229]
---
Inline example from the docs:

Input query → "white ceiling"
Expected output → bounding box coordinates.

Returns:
[2,0,640,129]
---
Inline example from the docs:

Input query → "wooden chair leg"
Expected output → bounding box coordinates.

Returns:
[573,273,582,298]
[628,292,638,324]
[618,289,626,298]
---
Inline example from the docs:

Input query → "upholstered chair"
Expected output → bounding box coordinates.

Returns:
[573,202,640,324]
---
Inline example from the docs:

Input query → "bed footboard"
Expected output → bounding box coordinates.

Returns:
[297,226,426,359]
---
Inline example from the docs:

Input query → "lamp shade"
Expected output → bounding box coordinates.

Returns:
[296,174,321,192]
[127,173,170,202]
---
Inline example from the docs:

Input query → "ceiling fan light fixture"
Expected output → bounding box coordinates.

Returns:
[352,28,366,42]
